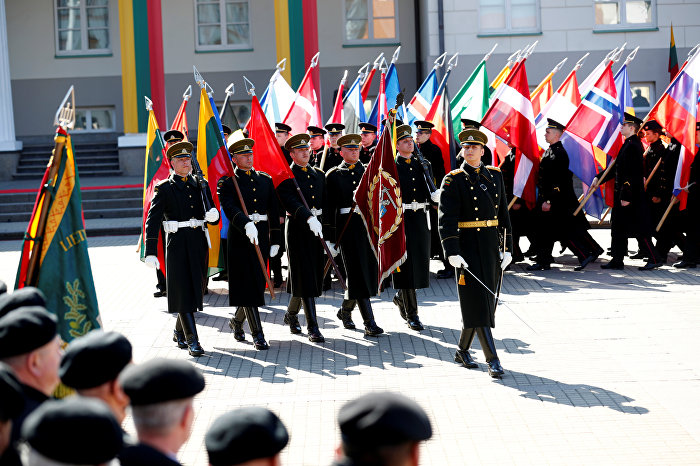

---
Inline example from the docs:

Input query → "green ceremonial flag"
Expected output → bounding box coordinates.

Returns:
[450,60,490,139]
[16,128,101,343]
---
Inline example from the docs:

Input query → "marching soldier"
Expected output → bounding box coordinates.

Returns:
[439,129,512,377]
[325,134,384,336]
[675,122,700,268]
[597,114,663,270]
[144,141,219,357]
[275,123,293,165]
[307,125,327,167]
[500,145,529,262]
[359,122,378,164]
[527,119,598,271]
[391,125,439,331]
[277,134,327,342]
[414,120,452,278]
[272,124,292,287]
[319,123,345,169]
[218,139,281,350]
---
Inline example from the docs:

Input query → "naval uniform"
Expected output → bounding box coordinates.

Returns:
[650,139,685,260]
[439,162,512,367]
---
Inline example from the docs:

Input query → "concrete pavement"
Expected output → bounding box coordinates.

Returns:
[1,230,699,465]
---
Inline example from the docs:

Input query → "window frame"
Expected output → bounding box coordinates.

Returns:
[342,0,400,46]
[593,0,657,32]
[73,107,116,133]
[629,82,655,117]
[477,0,542,36]
[194,0,252,52]
[54,0,111,57]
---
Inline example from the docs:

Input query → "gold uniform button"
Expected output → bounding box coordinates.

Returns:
[312,195,315,199]
[254,199,257,202]
[474,207,478,210]
[253,188,256,191]
[470,186,474,190]
[476,217,479,220]
[310,185,313,188]
[188,195,192,198]
[473,197,477,200]
[477,228,481,231]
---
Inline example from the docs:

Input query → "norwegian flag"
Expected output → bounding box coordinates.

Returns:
[480,59,540,208]
[405,68,439,126]
[283,62,322,135]
[566,62,624,159]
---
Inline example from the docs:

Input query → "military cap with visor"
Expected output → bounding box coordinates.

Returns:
[206,407,289,465]
[163,129,185,144]
[119,358,205,405]
[275,122,292,133]
[285,133,311,151]
[358,122,377,133]
[229,138,255,155]
[338,134,362,148]
[643,120,663,132]
[0,306,57,358]
[461,118,481,129]
[396,124,413,141]
[167,141,194,160]
[325,123,345,134]
[307,125,327,136]
[414,120,434,131]
[458,129,488,146]
[624,112,643,126]
[59,330,132,390]
[221,124,233,136]
[546,118,566,131]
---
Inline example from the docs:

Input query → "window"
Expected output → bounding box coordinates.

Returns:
[195,0,251,51]
[479,0,540,35]
[74,107,115,132]
[594,1,656,30]
[54,0,110,55]
[630,83,654,116]
[344,0,398,44]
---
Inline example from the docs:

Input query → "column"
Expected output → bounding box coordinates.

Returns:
[0,0,20,151]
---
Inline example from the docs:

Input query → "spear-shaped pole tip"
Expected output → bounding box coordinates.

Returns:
[624,46,639,65]
[434,52,447,69]
[552,57,568,74]
[574,52,590,70]
[483,43,498,62]
[182,84,192,101]
[310,52,320,68]
[391,45,401,64]
[193,65,205,89]
[688,43,700,60]
[276,58,287,71]
[243,76,256,97]
[341,69,348,85]
[447,53,459,70]
[144,96,153,111]
[373,52,384,68]
[225,83,234,97]
[53,85,76,130]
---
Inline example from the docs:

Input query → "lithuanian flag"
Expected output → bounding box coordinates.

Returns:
[16,128,101,343]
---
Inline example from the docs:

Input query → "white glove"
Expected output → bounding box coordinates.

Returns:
[145,256,160,270]
[326,241,339,257]
[270,245,280,257]
[448,255,468,269]
[244,222,258,245]
[430,190,441,203]
[205,208,219,223]
[500,251,512,270]
[307,216,323,238]
[162,221,178,234]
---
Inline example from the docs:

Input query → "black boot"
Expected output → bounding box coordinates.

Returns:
[436,260,454,279]
[302,297,324,343]
[213,239,228,281]
[357,298,383,336]
[179,313,204,357]
[284,297,302,334]
[172,316,187,349]
[245,307,269,350]
[337,299,356,329]
[392,292,406,320]
[228,307,246,341]
[454,327,478,368]
[476,327,504,377]
[401,289,424,331]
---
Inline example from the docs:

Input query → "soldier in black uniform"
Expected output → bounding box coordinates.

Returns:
[675,122,700,268]
[307,125,327,167]
[414,120,452,278]
[598,113,663,270]
[318,123,345,170]
[272,124,292,287]
[500,145,529,262]
[325,134,384,336]
[526,119,598,271]
[457,119,493,166]
[277,134,326,343]
[439,129,513,378]
[390,125,439,331]
[218,139,281,350]
[275,123,292,165]
[358,122,378,164]
[144,142,219,357]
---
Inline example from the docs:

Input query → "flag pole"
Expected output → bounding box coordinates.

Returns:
[196,70,276,299]
[656,196,680,231]
[25,86,76,286]
[220,83,234,119]
[573,160,616,216]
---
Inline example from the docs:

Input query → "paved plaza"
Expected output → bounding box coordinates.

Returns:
[1,230,699,465]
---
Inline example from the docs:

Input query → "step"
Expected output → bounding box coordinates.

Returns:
[20,151,119,162]
[12,170,123,179]
[16,161,120,171]
[0,217,142,241]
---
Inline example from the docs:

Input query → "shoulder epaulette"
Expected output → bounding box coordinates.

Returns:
[486,165,501,172]
[258,171,272,178]
[326,166,339,175]
[217,176,230,186]
[313,166,325,175]
[448,168,465,176]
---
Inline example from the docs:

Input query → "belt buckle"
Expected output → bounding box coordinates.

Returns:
[188,219,196,228]
[411,201,418,210]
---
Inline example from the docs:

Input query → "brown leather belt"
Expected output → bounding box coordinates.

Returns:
[458,219,498,228]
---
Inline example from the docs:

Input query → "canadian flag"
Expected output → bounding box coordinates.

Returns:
[481,59,540,208]
[284,64,322,134]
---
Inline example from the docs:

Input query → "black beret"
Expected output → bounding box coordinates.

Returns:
[119,358,205,405]
[23,397,123,464]
[0,363,24,420]
[206,407,289,465]
[275,122,292,133]
[0,287,46,318]
[60,331,132,389]
[0,306,57,358]
[643,120,663,132]
[338,392,432,448]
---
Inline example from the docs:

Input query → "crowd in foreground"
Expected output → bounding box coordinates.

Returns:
[0,285,432,466]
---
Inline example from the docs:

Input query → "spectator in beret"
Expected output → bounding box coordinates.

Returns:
[118,358,205,466]
[21,397,123,466]
[0,364,25,466]
[333,392,432,466]
[0,307,61,444]
[206,407,289,466]
[0,287,46,319]
[59,331,132,423]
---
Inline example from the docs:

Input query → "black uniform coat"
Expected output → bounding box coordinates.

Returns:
[500,148,531,238]
[599,134,652,237]
[277,164,326,297]
[324,162,379,299]
[145,174,215,314]
[10,383,48,444]
[439,163,512,328]
[313,146,344,170]
[392,155,432,290]
[119,443,181,466]
[360,140,377,164]
[218,167,281,307]
[536,141,590,233]
[419,139,446,258]
[281,146,292,165]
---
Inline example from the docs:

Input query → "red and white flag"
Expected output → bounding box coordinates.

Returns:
[284,63,322,134]
[327,73,347,125]
[375,72,388,131]
[481,60,540,208]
